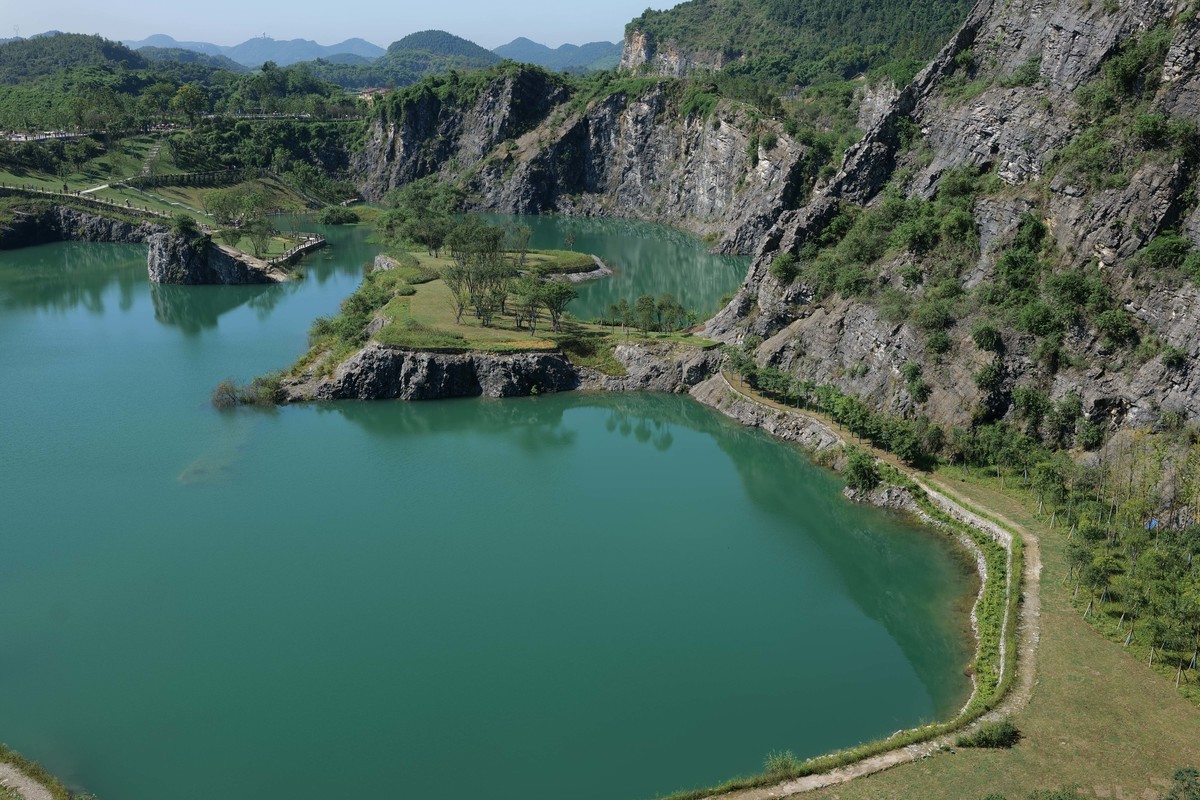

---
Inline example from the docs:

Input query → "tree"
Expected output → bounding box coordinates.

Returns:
[633,295,657,335]
[506,222,532,265]
[540,282,577,333]
[511,277,543,333]
[563,230,577,250]
[171,84,207,126]
[844,447,880,492]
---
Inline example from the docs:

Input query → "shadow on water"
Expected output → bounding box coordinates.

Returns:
[709,410,979,718]
[0,242,144,315]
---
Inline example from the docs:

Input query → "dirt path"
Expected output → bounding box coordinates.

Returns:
[0,763,53,800]
[701,373,1044,799]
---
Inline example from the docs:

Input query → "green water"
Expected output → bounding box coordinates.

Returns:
[482,214,749,321]
[0,217,974,800]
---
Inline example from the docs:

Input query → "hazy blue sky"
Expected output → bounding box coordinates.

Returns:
[10,1,679,49]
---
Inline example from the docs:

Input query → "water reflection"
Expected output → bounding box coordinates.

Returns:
[710,415,977,718]
[150,283,294,335]
[482,214,748,320]
[325,396,578,454]
[0,242,143,315]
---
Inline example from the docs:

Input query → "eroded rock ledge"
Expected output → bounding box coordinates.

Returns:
[281,340,722,402]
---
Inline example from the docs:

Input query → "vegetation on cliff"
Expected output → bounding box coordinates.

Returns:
[626,0,972,89]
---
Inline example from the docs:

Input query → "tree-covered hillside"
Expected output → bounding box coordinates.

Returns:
[0,34,149,84]
[627,0,973,88]
[388,30,500,63]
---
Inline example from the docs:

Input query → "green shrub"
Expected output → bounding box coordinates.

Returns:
[1019,301,1064,336]
[1094,308,1136,346]
[974,361,1004,392]
[1077,419,1105,450]
[844,447,881,492]
[769,251,801,283]
[763,750,802,775]
[956,718,1021,748]
[926,330,953,355]
[1162,345,1188,369]
[972,323,1004,352]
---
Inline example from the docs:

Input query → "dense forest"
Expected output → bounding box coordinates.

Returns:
[627,0,973,88]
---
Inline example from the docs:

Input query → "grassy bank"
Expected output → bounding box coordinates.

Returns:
[0,744,82,800]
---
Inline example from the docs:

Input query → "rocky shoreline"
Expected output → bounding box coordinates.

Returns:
[0,205,284,285]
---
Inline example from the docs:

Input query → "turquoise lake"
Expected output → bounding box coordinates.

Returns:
[0,215,974,800]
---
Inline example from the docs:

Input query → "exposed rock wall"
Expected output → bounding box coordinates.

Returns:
[705,0,1200,430]
[282,344,582,401]
[147,234,282,285]
[618,29,731,76]
[355,70,808,254]
[0,206,165,249]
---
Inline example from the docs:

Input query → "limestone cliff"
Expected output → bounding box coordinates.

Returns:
[618,29,731,77]
[281,340,720,402]
[707,0,1200,432]
[355,69,809,254]
[147,233,284,285]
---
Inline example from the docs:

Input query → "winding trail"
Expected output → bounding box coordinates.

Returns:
[0,763,52,800]
[697,372,1044,799]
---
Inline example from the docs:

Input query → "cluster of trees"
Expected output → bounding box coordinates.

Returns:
[603,294,698,335]
[376,177,465,257]
[440,218,576,332]
[168,119,358,200]
[203,188,275,256]
[1039,431,1200,692]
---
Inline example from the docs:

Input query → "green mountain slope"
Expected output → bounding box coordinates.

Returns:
[0,34,148,84]
[626,0,974,87]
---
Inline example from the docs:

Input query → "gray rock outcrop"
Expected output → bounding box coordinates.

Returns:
[355,68,809,254]
[0,205,165,249]
[147,234,282,285]
[282,343,581,401]
[703,0,1200,431]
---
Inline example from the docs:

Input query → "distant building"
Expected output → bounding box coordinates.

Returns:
[357,88,391,106]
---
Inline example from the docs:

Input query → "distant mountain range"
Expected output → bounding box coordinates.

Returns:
[121,34,387,67]
[113,31,619,74]
[493,37,621,71]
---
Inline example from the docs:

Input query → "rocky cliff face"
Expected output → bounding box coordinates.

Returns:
[355,70,808,254]
[618,29,731,77]
[0,205,164,249]
[707,0,1200,431]
[147,234,282,285]
[283,344,582,401]
[281,340,721,402]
